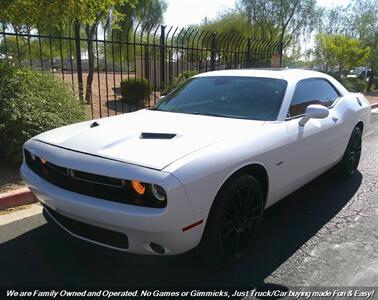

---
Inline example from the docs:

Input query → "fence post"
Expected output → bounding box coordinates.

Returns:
[210,32,216,71]
[144,44,149,80]
[278,38,284,68]
[169,50,173,82]
[74,21,84,102]
[160,25,166,91]
[246,37,252,68]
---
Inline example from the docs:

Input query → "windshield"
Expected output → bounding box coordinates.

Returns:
[153,76,287,121]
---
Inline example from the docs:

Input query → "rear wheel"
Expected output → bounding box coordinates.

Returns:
[337,126,362,177]
[197,174,264,265]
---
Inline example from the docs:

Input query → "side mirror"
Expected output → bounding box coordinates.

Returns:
[299,104,329,126]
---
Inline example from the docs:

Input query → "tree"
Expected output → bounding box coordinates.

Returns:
[1,0,133,102]
[200,10,261,39]
[238,0,320,65]
[282,46,308,68]
[82,0,166,103]
[1,0,167,102]
[197,11,253,67]
[317,0,378,89]
[317,6,349,36]
[104,0,167,65]
[195,10,281,68]
[1,1,91,30]
[81,1,129,103]
[313,34,370,76]
[348,0,378,90]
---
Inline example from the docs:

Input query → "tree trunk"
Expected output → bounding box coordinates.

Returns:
[74,21,84,102]
[85,25,96,104]
[367,69,375,92]
[278,31,285,67]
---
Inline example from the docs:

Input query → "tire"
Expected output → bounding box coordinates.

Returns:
[197,174,264,266]
[337,126,362,177]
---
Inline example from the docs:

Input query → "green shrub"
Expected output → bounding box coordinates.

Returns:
[369,77,378,91]
[163,71,198,95]
[0,62,87,163]
[323,70,342,80]
[120,78,152,106]
[340,77,367,92]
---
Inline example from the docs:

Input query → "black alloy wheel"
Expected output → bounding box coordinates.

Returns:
[347,128,362,175]
[337,126,362,177]
[220,182,263,259]
[198,174,264,265]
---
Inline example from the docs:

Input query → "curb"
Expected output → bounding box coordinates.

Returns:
[0,187,37,210]
[0,102,377,211]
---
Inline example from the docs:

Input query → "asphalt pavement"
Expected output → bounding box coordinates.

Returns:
[0,114,377,288]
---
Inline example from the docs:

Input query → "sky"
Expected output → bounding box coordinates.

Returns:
[164,0,236,27]
[164,0,351,28]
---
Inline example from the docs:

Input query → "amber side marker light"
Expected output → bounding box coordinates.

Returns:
[182,219,204,232]
[131,180,146,195]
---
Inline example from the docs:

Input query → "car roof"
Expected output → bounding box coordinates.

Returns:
[194,68,330,81]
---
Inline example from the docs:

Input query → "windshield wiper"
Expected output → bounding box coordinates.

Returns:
[187,112,235,118]
[150,109,250,120]
[149,107,163,111]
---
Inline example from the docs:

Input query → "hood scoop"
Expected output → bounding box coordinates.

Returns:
[90,121,100,128]
[140,132,176,139]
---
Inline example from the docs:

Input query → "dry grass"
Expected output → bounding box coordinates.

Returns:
[0,203,40,215]
[54,71,161,119]
[0,161,23,193]
[364,91,378,105]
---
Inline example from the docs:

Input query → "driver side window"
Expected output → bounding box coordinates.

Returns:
[288,78,339,117]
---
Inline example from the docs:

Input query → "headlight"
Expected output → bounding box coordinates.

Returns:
[130,181,167,208]
[151,184,167,202]
[131,180,146,195]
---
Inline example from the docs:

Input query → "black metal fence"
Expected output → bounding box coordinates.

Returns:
[0,20,280,119]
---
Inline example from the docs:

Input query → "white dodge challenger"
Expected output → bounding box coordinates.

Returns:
[21,69,370,264]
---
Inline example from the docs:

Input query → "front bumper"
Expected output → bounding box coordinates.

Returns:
[21,140,207,256]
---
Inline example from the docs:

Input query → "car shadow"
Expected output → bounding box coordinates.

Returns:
[105,100,134,114]
[105,99,148,115]
[0,170,362,288]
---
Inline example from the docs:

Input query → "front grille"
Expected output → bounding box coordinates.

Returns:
[24,149,165,208]
[45,205,129,249]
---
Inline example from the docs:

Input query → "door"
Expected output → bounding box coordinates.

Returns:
[284,78,342,191]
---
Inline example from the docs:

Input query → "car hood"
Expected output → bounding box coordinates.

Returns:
[34,110,265,170]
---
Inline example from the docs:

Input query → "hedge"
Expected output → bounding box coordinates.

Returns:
[340,78,367,92]
[163,71,198,95]
[120,78,152,106]
[0,62,87,163]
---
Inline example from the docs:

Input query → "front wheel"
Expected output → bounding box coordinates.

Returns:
[197,174,264,265]
[337,126,362,177]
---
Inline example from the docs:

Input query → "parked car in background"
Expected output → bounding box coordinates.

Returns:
[346,67,371,81]
[21,69,370,265]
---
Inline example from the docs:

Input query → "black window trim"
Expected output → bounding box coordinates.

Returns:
[285,77,342,121]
